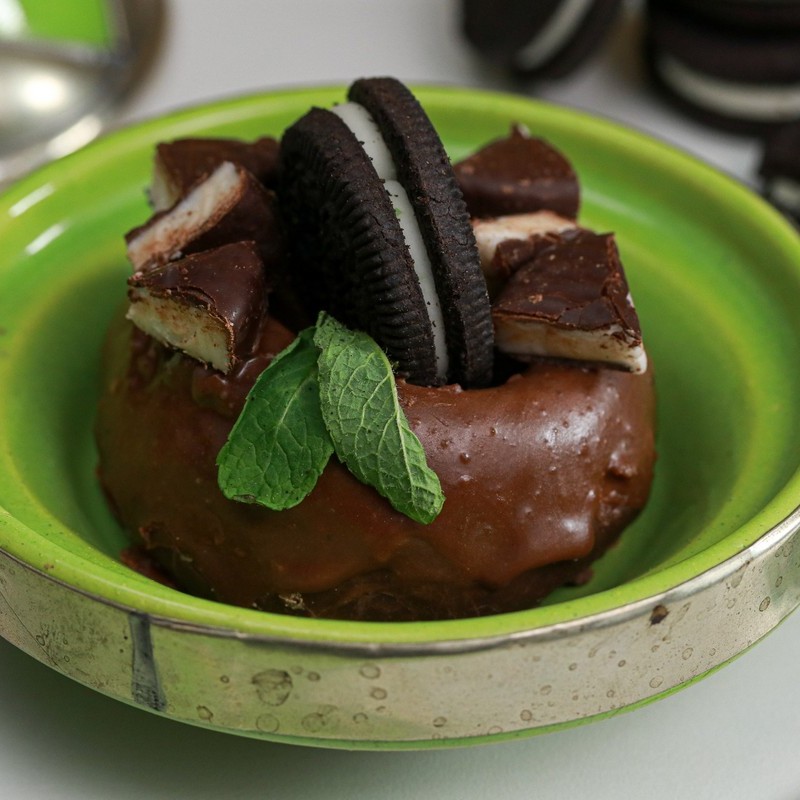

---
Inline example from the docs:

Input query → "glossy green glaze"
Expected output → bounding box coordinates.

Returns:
[1,85,800,653]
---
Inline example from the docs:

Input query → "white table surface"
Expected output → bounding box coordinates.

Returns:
[3,2,799,798]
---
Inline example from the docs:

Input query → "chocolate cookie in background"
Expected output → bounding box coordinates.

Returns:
[461,0,624,80]
[643,0,800,134]
[759,120,800,224]
[668,0,800,30]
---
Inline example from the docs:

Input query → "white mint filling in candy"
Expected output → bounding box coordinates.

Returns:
[471,211,578,270]
[128,160,242,270]
[494,316,648,374]
[513,0,595,71]
[332,101,450,382]
[127,293,233,373]
[657,54,800,121]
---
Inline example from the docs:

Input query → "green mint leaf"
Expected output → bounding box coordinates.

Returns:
[216,327,333,509]
[313,312,444,524]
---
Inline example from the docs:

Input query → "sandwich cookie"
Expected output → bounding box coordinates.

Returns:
[279,77,494,388]
[759,120,800,223]
[645,0,800,133]
[461,0,624,79]
[667,0,800,31]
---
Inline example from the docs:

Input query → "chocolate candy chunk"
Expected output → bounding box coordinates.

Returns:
[492,229,646,372]
[472,210,578,295]
[454,125,580,219]
[127,241,267,373]
[150,137,280,211]
[126,161,286,279]
[279,77,494,387]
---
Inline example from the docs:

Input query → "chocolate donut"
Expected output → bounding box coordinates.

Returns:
[95,310,656,621]
[97,78,656,622]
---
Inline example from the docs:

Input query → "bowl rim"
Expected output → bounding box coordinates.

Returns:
[2,83,800,648]
[4,502,800,657]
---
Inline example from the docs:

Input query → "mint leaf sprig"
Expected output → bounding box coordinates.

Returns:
[216,328,334,509]
[216,313,445,524]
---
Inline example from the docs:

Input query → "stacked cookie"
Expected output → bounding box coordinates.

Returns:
[644,0,800,223]
[461,0,624,80]
[760,121,800,223]
[460,2,800,225]
[645,0,800,134]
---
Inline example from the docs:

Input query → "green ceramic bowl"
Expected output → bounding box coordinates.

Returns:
[1,86,800,749]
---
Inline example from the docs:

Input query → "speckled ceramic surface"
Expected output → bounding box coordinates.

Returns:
[1,86,800,748]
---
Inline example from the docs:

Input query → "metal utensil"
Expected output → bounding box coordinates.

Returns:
[0,0,163,188]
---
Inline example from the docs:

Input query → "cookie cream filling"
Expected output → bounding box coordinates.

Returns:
[513,0,595,71]
[333,101,450,381]
[657,54,800,121]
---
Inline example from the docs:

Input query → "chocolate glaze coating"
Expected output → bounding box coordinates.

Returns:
[494,230,642,338]
[96,309,656,621]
